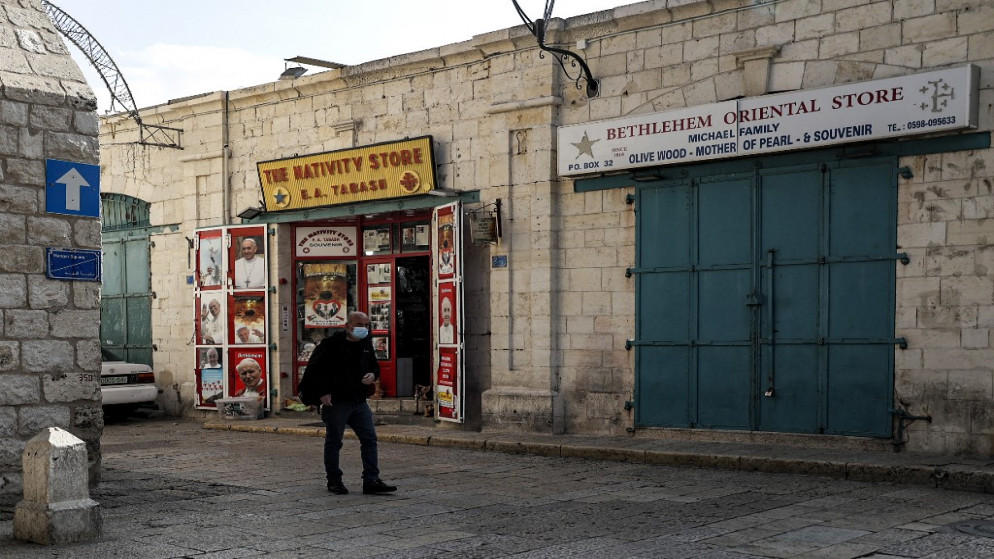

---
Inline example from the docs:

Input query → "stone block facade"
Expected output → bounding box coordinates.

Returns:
[0,0,102,505]
[98,0,993,455]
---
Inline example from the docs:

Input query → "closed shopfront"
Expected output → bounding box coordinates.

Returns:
[633,155,898,436]
[564,64,983,442]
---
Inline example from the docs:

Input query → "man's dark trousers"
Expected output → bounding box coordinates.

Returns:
[321,402,379,483]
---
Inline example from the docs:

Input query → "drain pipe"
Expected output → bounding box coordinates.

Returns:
[222,91,230,224]
[891,407,932,451]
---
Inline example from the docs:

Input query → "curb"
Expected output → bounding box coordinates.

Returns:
[204,421,994,494]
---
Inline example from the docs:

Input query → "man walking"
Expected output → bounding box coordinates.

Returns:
[299,311,397,495]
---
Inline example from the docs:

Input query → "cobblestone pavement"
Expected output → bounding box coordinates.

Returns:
[2,416,994,558]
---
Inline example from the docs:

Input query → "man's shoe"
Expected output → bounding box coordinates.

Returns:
[327,481,348,495]
[362,479,397,494]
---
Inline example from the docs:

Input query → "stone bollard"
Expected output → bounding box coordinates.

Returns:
[13,427,102,545]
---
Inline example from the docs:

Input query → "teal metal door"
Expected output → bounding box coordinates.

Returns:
[101,235,153,365]
[101,194,154,366]
[634,157,898,437]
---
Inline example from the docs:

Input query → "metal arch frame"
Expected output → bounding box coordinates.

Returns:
[42,1,182,149]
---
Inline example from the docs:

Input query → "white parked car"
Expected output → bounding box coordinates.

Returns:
[101,349,159,415]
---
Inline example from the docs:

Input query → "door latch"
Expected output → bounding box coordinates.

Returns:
[746,293,764,307]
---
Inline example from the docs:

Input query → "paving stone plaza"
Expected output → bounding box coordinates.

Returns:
[3,417,994,558]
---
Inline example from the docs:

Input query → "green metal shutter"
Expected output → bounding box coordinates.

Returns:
[635,156,897,437]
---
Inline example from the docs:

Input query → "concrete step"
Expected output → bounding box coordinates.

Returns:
[370,397,437,426]
[273,398,437,427]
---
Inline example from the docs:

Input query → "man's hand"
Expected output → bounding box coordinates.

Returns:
[320,394,332,406]
[361,373,375,385]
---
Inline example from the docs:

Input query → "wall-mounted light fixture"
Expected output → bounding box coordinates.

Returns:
[278,64,307,81]
[285,56,345,69]
[427,188,459,197]
[237,206,264,220]
[280,56,346,81]
[511,0,599,98]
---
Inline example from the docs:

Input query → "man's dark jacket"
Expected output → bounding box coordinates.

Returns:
[298,330,379,405]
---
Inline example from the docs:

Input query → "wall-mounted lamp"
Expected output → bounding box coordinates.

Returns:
[279,65,307,81]
[280,56,346,81]
[237,206,264,220]
[286,56,345,69]
[427,188,459,197]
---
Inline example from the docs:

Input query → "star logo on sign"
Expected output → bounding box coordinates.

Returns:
[272,187,290,208]
[572,131,598,159]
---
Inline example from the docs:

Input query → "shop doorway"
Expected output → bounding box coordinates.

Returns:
[293,215,435,398]
[290,202,465,417]
[395,256,432,393]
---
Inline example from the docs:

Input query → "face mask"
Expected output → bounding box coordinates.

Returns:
[351,326,369,340]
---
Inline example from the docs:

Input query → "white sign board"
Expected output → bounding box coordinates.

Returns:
[294,226,358,257]
[558,65,979,177]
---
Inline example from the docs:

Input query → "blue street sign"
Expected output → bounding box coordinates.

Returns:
[46,159,100,217]
[46,248,102,281]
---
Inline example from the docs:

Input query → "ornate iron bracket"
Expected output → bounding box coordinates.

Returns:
[512,1,599,98]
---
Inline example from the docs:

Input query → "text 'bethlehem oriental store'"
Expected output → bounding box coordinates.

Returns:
[95,0,994,458]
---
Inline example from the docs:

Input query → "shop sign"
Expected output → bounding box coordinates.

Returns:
[558,65,979,177]
[469,212,498,244]
[257,136,437,211]
[295,226,358,257]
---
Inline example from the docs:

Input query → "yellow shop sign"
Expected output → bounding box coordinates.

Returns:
[257,136,437,211]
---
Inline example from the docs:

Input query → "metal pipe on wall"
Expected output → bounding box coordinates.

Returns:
[222,91,230,224]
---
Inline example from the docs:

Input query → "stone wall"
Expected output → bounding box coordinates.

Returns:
[0,0,101,504]
[97,0,994,455]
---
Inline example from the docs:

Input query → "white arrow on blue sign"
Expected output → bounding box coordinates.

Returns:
[46,159,100,217]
